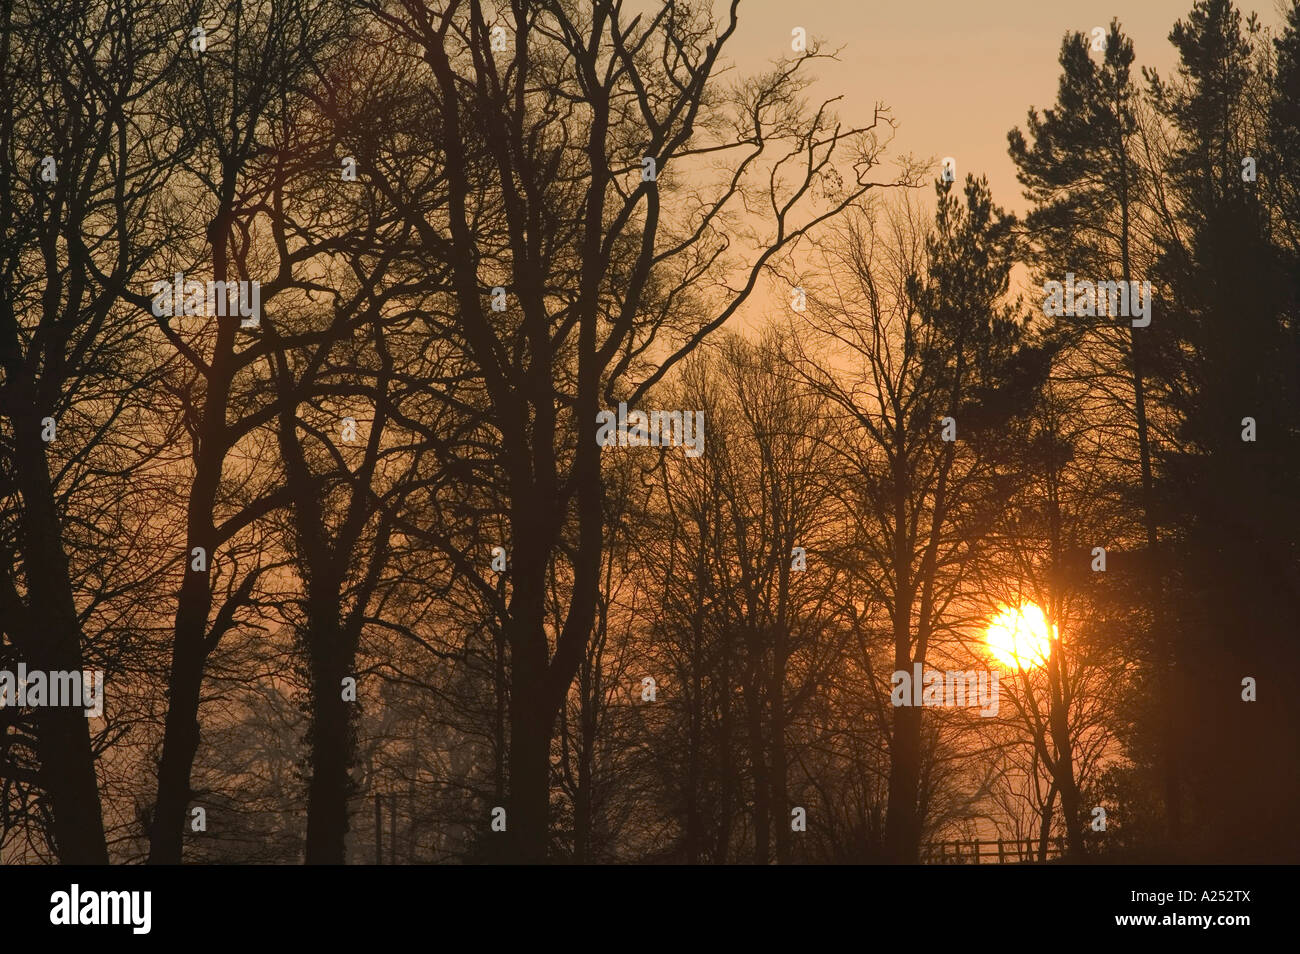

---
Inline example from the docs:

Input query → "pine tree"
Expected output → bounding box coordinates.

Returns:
[1147,0,1300,857]
[1008,20,1181,841]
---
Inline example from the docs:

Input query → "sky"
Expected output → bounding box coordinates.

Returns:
[717,0,1289,214]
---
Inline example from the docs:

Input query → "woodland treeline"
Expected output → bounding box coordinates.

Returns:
[1,0,1297,864]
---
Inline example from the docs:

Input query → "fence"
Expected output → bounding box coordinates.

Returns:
[920,837,1067,864]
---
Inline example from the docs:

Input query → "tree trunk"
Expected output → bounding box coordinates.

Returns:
[684,611,704,864]
[8,416,108,863]
[770,669,789,864]
[1038,782,1058,862]
[148,630,207,863]
[715,641,735,864]
[885,442,922,864]
[305,619,354,864]
[148,212,237,864]
[1048,696,1086,859]
[573,651,595,863]
[885,700,922,863]
[744,671,770,864]
[507,678,552,864]
[1121,173,1179,841]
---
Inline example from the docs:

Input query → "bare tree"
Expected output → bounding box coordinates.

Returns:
[0,0,193,862]
[791,182,1047,862]
[138,0,348,863]
[365,0,904,861]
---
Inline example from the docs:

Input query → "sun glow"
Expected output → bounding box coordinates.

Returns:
[984,603,1054,670]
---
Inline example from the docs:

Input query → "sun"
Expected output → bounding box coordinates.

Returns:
[985,602,1054,670]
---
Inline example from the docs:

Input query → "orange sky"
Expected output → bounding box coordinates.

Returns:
[719,0,1288,214]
